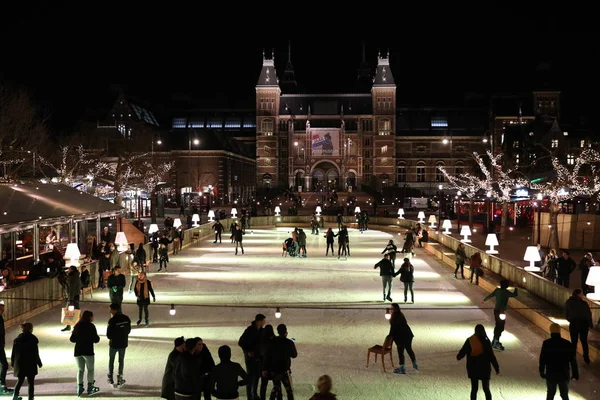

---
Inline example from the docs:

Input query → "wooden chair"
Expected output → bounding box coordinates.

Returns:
[366,335,395,372]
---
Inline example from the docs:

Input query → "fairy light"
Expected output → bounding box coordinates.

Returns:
[499,312,506,321]
[385,308,391,320]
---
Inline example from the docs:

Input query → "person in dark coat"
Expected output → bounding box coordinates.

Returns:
[98,252,110,289]
[374,253,395,302]
[0,303,13,395]
[381,240,399,268]
[107,266,126,311]
[135,243,147,267]
[213,220,224,244]
[194,338,215,400]
[556,251,576,288]
[469,252,483,286]
[210,345,247,400]
[70,310,100,396]
[11,322,42,400]
[258,324,276,400]
[80,265,90,290]
[395,258,414,303]
[324,228,335,256]
[539,323,579,400]
[389,303,418,374]
[173,338,202,399]
[233,225,245,255]
[134,272,156,326]
[162,336,185,400]
[100,227,113,245]
[238,314,266,400]
[61,266,82,332]
[263,324,297,400]
[106,303,131,388]
[457,324,499,400]
[564,288,593,364]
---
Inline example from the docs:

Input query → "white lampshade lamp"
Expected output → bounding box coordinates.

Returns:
[274,206,281,216]
[193,213,201,225]
[231,208,238,218]
[585,266,600,300]
[115,232,129,252]
[417,211,425,223]
[65,243,81,266]
[354,206,361,214]
[148,223,159,234]
[460,225,472,243]
[173,218,182,229]
[523,245,542,272]
[398,208,405,219]
[315,206,322,216]
[428,215,437,228]
[442,219,452,234]
[204,211,212,223]
[485,234,499,254]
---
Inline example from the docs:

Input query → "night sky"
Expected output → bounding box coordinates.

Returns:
[0,4,594,132]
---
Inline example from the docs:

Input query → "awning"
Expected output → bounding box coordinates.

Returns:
[0,183,125,233]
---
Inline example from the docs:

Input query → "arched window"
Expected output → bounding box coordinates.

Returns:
[261,119,273,135]
[378,118,391,136]
[262,173,272,188]
[455,161,464,176]
[435,161,445,182]
[397,162,406,182]
[416,161,426,182]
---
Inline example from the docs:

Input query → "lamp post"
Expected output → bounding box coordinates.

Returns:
[456,190,462,233]
[536,193,542,245]
[188,130,200,192]
[438,184,443,225]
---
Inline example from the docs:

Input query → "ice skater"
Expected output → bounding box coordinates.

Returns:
[234,224,245,255]
[382,240,399,268]
[396,258,414,304]
[389,304,418,374]
[374,253,395,302]
[457,324,499,400]
[212,220,224,243]
[481,279,518,351]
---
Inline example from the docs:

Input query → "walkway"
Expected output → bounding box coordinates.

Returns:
[5,225,598,399]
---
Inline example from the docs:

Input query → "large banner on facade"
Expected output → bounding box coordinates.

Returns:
[310,128,339,157]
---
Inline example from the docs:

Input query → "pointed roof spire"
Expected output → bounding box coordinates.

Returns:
[357,41,372,92]
[257,49,278,87]
[373,50,395,87]
[281,40,297,92]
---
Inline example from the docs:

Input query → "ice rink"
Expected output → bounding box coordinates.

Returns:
[4,225,599,399]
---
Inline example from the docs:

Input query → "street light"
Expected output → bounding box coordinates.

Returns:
[438,184,443,225]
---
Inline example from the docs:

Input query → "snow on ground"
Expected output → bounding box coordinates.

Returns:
[4,225,599,399]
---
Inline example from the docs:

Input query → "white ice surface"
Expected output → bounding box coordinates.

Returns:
[4,226,599,399]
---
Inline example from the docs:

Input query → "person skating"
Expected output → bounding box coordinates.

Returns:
[70,310,100,396]
[324,228,335,256]
[469,252,483,286]
[564,288,593,364]
[455,243,467,279]
[106,303,131,388]
[309,375,336,400]
[539,323,579,400]
[0,303,13,395]
[238,314,266,400]
[213,220,224,243]
[158,244,169,272]
[263,324,297,400]
[297,228,307,258]
[374,253,395,302]
[161,337,185,400]
[210,345,247,400]
[233,225,245,255]
[482,279,518,351]
[389,303,418,374]
[382,240,399,268]
[457,324,499,400]
[11,322,42,400]
[61,265,82,332]
[128,260,141,293]
[395,258,414,304]
[134,272,156,327]
[107,266,126,312]
[335,226,348,260]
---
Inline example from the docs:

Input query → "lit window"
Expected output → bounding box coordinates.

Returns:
[567,154,575,165]
[515,154,520,164]
[378,119,391,135]
[551,139,558,148]
[381,145,388,154]
[431,117,448,128]
[513,141,519,149]
[580,140,586,148]
[563,131,569,136]
[261,119,273,135]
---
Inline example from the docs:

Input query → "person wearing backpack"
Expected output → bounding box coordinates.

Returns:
[395,258,415,304]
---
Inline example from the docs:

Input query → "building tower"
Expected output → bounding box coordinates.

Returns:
[371,50,396,188]
[281,41,298,93]
[255,50,282,190]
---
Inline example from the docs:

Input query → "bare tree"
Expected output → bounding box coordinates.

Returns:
[134,160,174,223]
[100,152,148,206]
[437,165,486,229]
[0,85,48,180]
[530,149,600,250]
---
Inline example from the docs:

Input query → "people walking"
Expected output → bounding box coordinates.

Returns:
[62,265,82,332]
[455,243,466,279]
[107,266,126,311]
[134,272,156,327]
[213,220,224,244]
[456,324,499,400]
[0,303,13,395]
[263,324,297,400]
[11,322,42,400]
[469,252,483,286]
[482,279,518,351]
[106,303,131,388]
[564,288,593,364]
[382,240,398,268]
[557,251,576,288]
[374,253,395,302]
[238,314,266,400]
[128,260,141,293]
[234,225,245,255]
[69,310,101,396]
[388,303,418,374]
[309,375,336,400]
[324,228,335,256]
[539,323,579,400]
[210,345,248,400]
[158,244,169,272]
[396,257,414,304]
[161,336,185,400]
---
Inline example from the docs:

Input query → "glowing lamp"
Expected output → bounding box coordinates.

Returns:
[523,245,542,271]
[148,224,159,234]
[585,266,600,300]
[485,234,499,254]
[460,225,472,243]
[193,213,201,225]
[114,232,129,252]
[499,312,506,321]
[68,303,75,312]
[170,304,176,316]
[428,215,437,228]
[385,308,391,320]
[398,208,405,219]
[173,218,182,229]
[315,206,322,215]
[275,307,282,319]
[231,208,238,218]
[417,211,425,223]
[442,219,452,234]
[64,243,81,266]
[274,206,281,216]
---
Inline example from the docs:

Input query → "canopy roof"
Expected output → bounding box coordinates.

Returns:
[0,183,124,233]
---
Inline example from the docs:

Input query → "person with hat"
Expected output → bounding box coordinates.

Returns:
[539,323,579,399]
[161,337,185,400]
[107,266,126,312]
